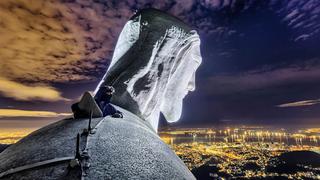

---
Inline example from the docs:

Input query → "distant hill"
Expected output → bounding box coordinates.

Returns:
[266,150,320,174]
[191,157,231,180]
[192,151,320,179]
[0,144,10,153]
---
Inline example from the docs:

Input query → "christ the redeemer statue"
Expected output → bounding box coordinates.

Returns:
[0,9,202,180]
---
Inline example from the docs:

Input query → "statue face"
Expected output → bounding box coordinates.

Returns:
[94,12,202,131]
[161,41,202,123]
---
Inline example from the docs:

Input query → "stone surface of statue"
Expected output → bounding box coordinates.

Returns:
[0,9,201,180]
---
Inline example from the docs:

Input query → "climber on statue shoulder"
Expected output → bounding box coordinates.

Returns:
[71,85,123,119]
[95,85,123,118]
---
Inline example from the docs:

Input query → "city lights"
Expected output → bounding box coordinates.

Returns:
[160,127,320,179]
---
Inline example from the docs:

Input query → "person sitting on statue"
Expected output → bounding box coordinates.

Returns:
[71,85,123,119]
[95,85,123,118]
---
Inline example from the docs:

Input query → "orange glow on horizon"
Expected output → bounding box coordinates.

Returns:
[0,128,36,144]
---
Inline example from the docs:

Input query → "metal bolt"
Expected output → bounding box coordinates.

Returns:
[69,159,80,168]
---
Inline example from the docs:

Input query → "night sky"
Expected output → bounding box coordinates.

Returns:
[0,0,319,129]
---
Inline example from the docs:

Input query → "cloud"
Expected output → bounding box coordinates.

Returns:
[0,109,71,118]
[278,0,320,41]
[0,0,127,84]
[204,59,320,95]
[0,0,318,86]
[276,99,320,107]
[0,77,68,101]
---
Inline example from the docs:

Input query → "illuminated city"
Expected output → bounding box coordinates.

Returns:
[1,126,320,179]
[160,126,320,179]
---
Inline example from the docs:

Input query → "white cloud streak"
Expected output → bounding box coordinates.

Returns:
[276,99,320,107]
[0,77,69,101]
[0,109,72,118]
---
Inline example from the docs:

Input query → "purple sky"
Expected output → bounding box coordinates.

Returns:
[0,0,319,128]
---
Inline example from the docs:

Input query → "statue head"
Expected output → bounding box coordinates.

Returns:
[94,9,202,131]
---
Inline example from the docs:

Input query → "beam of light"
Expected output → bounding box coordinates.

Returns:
[0,109,71,118]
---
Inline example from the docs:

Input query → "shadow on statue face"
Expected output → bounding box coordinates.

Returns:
[161,43,202,123]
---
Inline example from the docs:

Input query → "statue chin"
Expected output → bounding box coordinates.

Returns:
[161,99,183,123]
